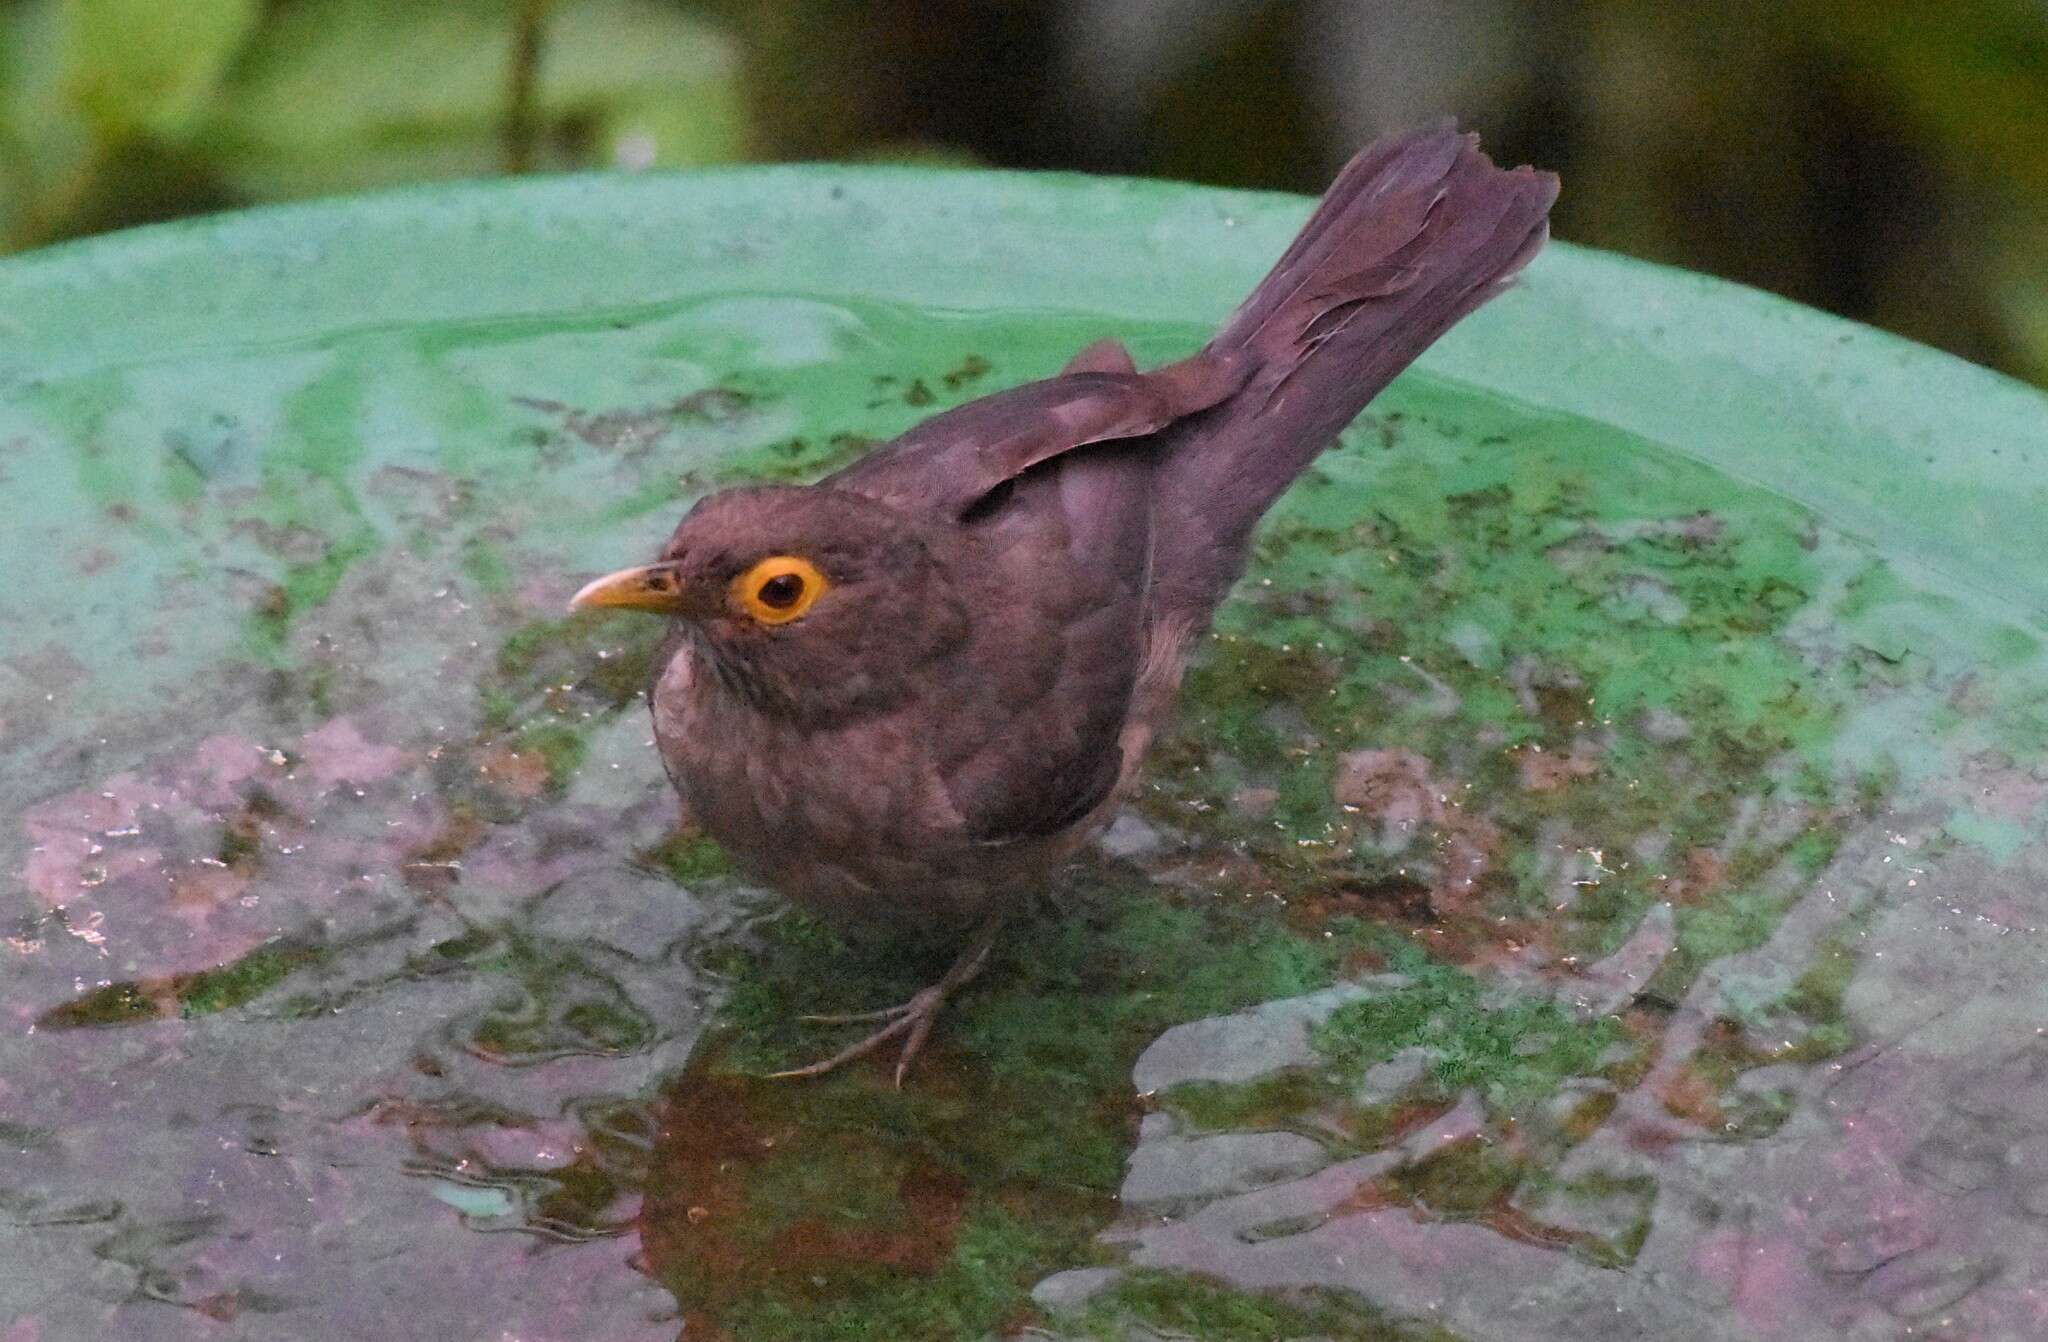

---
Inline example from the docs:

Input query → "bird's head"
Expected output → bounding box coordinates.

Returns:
[571,485,969,721]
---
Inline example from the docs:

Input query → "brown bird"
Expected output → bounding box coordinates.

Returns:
[571,123,1557,1083]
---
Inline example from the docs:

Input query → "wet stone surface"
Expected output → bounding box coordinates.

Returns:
[4,209,2048,1341]
[1118,1122,1333,1214]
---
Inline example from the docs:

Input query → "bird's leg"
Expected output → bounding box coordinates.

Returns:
[769,912,1004,1087]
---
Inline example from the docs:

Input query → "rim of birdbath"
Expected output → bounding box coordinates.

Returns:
[3,163,2044,622]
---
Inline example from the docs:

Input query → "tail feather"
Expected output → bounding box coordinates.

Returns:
[1148,121,1557,624]
[1211,121,1471,353]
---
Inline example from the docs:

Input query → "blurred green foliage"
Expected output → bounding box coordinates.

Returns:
[0,0,740,245]
[1560,0,2048,385]
[1,0,2043,386]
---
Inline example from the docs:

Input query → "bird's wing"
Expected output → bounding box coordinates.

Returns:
[824,363,1217,845]
[825,357,1244,522]
[834,351,1236,847]
[917,430,1161,845]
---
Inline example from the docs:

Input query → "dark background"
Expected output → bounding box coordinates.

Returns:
[4,0,2044,386]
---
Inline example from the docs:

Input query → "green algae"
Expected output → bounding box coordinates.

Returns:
[713,431,878,484]
[1081,1269,1465,1342]
[494,611,660,709]
[711,1203,1067,1342]
[37,939,327,1028]
[645,876,1394,1341]
[173,941,324,1018]
[1384,1138,1530,1220]
[711,869,1372,1083]
[506,721,588,794]
[1140,378,1877,1010]
[1776,914,1865,1052]
[243,529,381,657]
[1153,935,1630,1155]
[456,931,659,1061]
[1157,1069,1340,1136]
[427,925,501,964]
[1312,949,1627,1111]
[1670,903,1878,1136]
[458,536,515,594]
[639,831,735,883]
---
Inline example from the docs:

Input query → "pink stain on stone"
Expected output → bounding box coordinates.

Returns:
[22,772,188,909]
[460,826,593,903]
[464,1119,586,1172]
[1331,748,1499,908]
[181,735,278,809]
[298,718,411,790]
[1692,1228,1810,1334]
[1332,749,1440,830]
[14,717,435,976]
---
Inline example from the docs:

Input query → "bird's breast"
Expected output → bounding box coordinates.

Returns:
[650,646,1039,931]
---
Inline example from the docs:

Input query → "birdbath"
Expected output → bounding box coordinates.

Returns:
[3,169,2046,1342]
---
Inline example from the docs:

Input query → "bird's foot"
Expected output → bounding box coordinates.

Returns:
[768,914,1002,1087]
[768,983,952,1085]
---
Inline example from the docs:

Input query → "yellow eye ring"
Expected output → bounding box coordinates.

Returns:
[731,555,828,625]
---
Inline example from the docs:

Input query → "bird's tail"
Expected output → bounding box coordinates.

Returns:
[1149,122,1557,622]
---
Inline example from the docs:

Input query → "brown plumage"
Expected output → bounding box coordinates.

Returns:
[572,123,1558,1082]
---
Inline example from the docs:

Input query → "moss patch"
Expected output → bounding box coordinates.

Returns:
[713,432,878,484]
[461,931,657,1062]
[1143,383,1866,996]
[37,940,327,1029]
[642,874,1390,1341]
[639,831,735,883]
[1080,1269,1464,1342]
[1311,940,1626,1111]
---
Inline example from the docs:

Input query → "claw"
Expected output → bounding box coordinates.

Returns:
[767,1004,924,1081]
[767,913,1002,1086]
[795,1003,916,1026]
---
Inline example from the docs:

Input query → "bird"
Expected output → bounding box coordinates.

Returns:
[570,122,1557,1084]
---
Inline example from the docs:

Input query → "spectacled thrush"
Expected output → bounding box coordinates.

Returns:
[572,122,1558,1083]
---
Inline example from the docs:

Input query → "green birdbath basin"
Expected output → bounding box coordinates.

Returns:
[3,167,2046,1342]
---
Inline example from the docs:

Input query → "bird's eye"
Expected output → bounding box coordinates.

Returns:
[732,554,828,624]
[759,574,804,608]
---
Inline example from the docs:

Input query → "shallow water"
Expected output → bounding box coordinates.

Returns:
[3,280,2047,1342]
